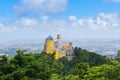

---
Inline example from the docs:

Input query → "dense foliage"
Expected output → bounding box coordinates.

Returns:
[0,48,120,80]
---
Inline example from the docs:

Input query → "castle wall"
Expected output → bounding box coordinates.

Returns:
[55,50,66,59]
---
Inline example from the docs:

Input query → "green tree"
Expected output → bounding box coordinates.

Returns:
[12,68,25,80]
[75,62,89,79]
[0,55,8,65]
[63,74,79,80]
[10,50,34,68]
[49,74,61,80]
[117,50,120,60]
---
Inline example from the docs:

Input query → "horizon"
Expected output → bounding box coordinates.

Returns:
[0,0,120,40]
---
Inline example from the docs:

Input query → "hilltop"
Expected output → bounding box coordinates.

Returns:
[0,47,120,80]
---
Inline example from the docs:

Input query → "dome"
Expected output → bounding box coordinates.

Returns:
[46,35,53,40]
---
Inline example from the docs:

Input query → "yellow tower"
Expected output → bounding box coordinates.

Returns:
[44,35,54,54]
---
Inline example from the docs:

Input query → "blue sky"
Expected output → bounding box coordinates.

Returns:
[0,0,120,40]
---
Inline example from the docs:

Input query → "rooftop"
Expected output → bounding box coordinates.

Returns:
[46,35,53,40]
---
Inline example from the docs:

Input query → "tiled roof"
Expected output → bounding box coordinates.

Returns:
[46,35,53,40]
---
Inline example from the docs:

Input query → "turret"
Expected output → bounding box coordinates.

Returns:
[55,34,61,50]
[44,35,54,54]
[57,34,61,41]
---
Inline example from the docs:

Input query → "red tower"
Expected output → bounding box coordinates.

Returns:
[57,34,61,41]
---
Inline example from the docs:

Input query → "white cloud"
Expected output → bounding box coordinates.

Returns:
[77,19,84,26]
[69,16,77,21]
[1,12,120,39]
[14,0,68,16]
[72,13,120,31]
[15,18,38,27]
[31,13,120,38]
[41,16,49,21]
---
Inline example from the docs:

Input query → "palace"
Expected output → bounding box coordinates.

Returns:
[44,34,74,60]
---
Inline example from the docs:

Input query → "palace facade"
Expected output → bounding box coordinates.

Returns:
[44,34,74,60]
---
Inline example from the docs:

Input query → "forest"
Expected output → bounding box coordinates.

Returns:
[0,47,120,80]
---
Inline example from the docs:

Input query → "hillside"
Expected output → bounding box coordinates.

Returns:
[0,48,120,80]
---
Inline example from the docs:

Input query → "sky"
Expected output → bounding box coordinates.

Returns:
[0,0,120,41]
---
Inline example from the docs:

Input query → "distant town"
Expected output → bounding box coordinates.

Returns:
[0,39,120,58]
